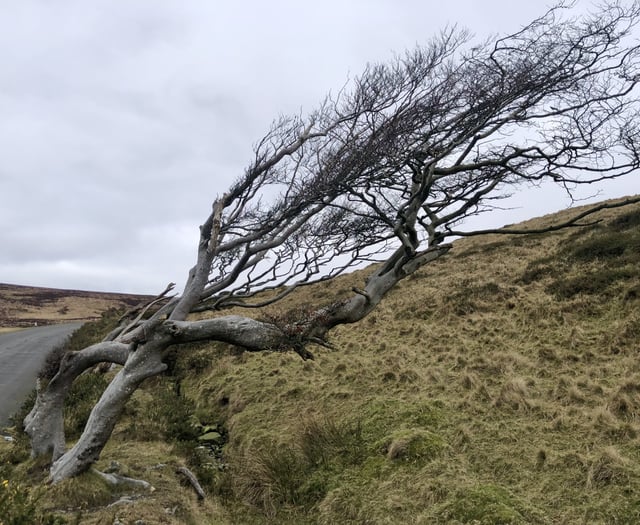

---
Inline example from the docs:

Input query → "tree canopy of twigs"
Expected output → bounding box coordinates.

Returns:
[189,1,640,313]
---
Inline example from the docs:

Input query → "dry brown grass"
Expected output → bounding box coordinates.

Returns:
[0,327,24,334]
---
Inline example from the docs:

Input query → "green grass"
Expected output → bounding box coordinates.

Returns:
[433,483,541,524]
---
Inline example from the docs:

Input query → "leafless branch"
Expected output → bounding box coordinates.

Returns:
[446,195,640,237]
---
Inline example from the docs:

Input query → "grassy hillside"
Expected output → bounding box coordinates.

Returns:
[1,197,639,524]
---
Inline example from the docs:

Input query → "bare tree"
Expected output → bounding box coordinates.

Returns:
[24,1,640,483]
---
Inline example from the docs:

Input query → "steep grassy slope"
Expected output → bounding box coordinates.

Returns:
[1,197,639,524]
[184,198,640,524]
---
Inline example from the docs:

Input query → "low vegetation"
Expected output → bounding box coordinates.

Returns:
[1,199,640,523]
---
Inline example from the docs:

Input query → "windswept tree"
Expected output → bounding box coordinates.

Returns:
[25,1,640,483]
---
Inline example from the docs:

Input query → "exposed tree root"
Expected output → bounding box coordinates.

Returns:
[93,469,154,492]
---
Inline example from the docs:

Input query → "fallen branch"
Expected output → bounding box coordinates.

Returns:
[176,466,206,500]
[92,469,154,491]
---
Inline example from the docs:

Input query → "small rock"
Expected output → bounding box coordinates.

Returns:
[198,431,222,443]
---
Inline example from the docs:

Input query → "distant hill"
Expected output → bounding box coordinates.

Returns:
[0,283,152,328]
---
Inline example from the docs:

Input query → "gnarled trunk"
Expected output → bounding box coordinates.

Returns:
[24,341,129,461]
[24,382,66,460]
[48,339,168,483]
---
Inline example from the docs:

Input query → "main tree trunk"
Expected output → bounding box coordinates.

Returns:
[48,340,168,483]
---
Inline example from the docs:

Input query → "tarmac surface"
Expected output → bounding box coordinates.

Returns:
[0,323,82,426]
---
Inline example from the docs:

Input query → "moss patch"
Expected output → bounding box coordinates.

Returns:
[434,484,540,524]
[381,428,448,462]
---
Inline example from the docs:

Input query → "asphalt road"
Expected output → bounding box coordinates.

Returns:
[0,323,82,426]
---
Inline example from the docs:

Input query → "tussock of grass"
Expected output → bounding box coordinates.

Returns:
[232,443,310,515]
[381,428,448,462]
[492,377,535,411]
[608,380,640,420]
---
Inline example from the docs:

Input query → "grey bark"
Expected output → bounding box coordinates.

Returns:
[176,466,206,500]
[93,469,154,491]
[24,341,129,460]
[163,316,285,349]
[48,339,168,482]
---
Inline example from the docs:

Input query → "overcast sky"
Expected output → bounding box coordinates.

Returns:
[1,1,638,294]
